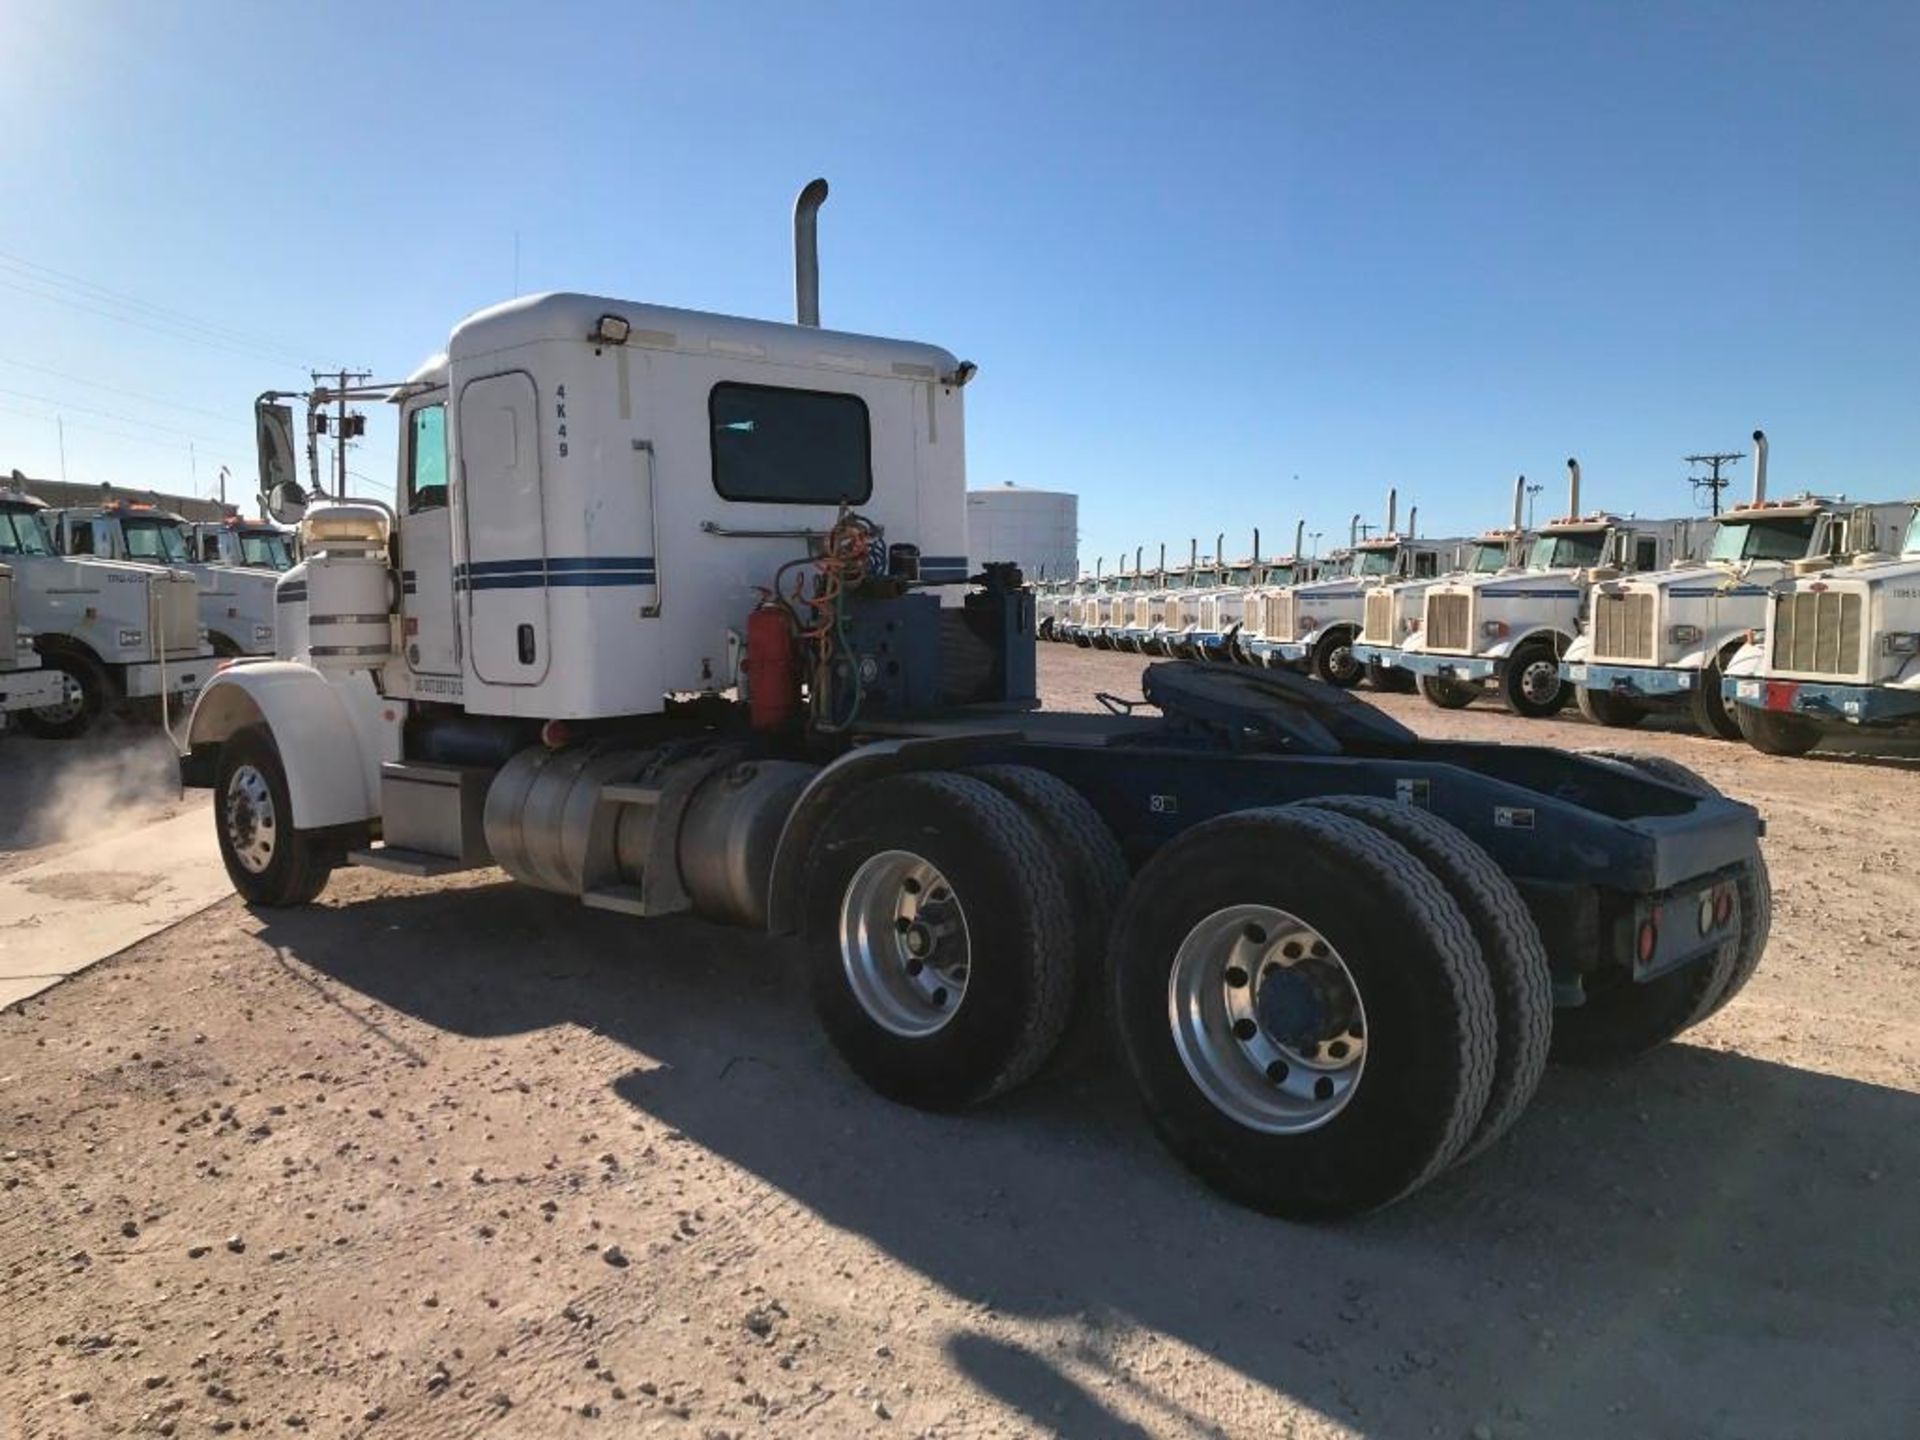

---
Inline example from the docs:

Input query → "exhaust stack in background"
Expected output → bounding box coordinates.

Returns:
[1252,527,1261,562]
[1385,488,1398,537]
[1349,513,1361,546]
[1752,430,1768,504]
[1294,519,1305,559]
[1566,458,1581,519]
[1407,506,1418,538]
[1189,538,1199,571]
[794,178,829,327]
[1215,532,1225,570]
[1512,474,1526,530]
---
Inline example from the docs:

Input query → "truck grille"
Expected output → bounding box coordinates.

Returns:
[1362,590,1396,646]
[1164,597,1189,630]
[1198,596,1222,632]
[1592,590,1656,661]
[1772,590,1863,676]
[1425,592,1472,652]
[1258,593,1293,641]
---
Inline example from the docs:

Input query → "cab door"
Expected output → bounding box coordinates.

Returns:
[457,371,548,685]
[399,394,460,678]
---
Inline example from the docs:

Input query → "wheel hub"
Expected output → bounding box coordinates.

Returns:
[1168,905,1368,1133]
[1522,660,1561,704]
[224,764,278,874]
[33,674,85,725]
[840,850,972,1037]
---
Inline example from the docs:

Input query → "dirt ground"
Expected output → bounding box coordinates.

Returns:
[2,650,1916,1440]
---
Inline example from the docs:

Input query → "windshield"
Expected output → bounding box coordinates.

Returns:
[237,531,294,570]
[1902,509,1920,556]
[1707,514,1817,562]
[1470,542,1510,573]
[0,507,54,556]
[1526,531,1606,569]
[123,517,191,563]
[1353,549,1397,577]
[1265,565,1294,586]
[1227,566,1253,585]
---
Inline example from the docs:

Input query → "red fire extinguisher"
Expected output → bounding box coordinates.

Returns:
[745,601,800,732]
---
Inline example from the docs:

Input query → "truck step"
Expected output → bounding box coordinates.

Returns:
[347,845,484,878]
[580,884,653,917]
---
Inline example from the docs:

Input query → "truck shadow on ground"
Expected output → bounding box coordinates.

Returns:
[260,881,1920,1440]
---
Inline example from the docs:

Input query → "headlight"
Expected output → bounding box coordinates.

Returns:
[1482,619,1509,639]
[1668,623,1702,645]
[117,628,144,647]
[1883,632,1920,656]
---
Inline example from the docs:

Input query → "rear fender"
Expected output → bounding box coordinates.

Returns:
[183,662,395,829]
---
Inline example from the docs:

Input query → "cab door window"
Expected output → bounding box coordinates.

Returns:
[407,404,449,513]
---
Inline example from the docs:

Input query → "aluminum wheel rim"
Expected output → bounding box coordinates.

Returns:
[1167,904,1368,1133]
[1328,644,1359,682]
[223,764,278,875]
[32,673,85,725]
[1521,658,1561,705]
[840,849,971,1037]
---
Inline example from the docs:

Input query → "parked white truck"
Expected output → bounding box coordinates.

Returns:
[1723,501,1920,755]
[0,561,65,726]
[48,499,281,658]
[1247,491,1462,686]
[0,482,210,738]
[170,182,1774,1220]
[1394,460,1695,716]
[1353,475,1534,690]
[1564,432,1912,738]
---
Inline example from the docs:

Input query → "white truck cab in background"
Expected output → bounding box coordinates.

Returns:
[0,561,65,726]
[1394,459,1695,717]
[0,483,211,738]
[1723,501,1920,755]
[49,500,281,658]
[1565,432,1913,739]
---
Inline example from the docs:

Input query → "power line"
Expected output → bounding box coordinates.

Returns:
[0,250,315,365]
[0,384,248,447]
[0,397,241,460]
[1684,450,1745,517]
[0,355,239,423]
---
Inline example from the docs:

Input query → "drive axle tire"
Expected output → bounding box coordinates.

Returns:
[1301,797,1552,1165]
[214,726,335,908]
[1109,806,1497,1219]
[14,651,106,740]
[1735,704,1821,757]
[1365,661,1415,694]
[966,764,1129,1013]
[1500,639,1570,718]
[1310,628,1364,688]
[1689,653,1744,740]
[803,772,1075,1110]
[1416,674,1478,710]
[1575,685,1647,729]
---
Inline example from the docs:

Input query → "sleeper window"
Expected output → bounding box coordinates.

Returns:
[709,382,872,505]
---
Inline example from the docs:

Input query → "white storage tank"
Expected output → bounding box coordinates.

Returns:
[967,484,1079,582]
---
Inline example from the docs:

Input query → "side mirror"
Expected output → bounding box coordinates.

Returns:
[265,480,308,526]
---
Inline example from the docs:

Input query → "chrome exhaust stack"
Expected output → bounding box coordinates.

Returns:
[1512,474,1526,530]
[1385,487,1398,537]
[1294,519,1305,559]
[1566,458,1581,519]
[1407,505,1418,538]
[1349,513,1361,547]
[794,178,829,327]
[1752,430,1768,504]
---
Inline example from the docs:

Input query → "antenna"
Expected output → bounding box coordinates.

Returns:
[1684,448,1745,517]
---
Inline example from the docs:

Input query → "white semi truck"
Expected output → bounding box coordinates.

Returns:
[191,516,297,573]
[1723,502,1920,755]
[48,499,281,658]
[1564,432,1912,738]
[1353,476,1535,689]
[1394,460,1695,716]
[175,182,1771,1220]
[1247,491,1464,686]
[0,561,65,726]
[0,483,210,738]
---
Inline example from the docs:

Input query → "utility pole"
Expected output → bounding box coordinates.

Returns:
[1308,530,1323,559]
[1525,482,1543,528]
[56,416,67,481]
[312,369,372,498]
[1685,449,1745,517]
[1355,522,1376,543]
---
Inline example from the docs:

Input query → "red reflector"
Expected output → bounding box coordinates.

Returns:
[404,617,420,637]
[540,719,572,749]
[1637,916,1659,963]
[1714,888,1733,926]
[1764,680,1800,712]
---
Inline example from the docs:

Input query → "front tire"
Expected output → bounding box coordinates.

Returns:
[14,651,105,740]
[1416,673,1478,710]
[1109,806,1497,1218]
[803,772,1076,1110]
[1735,702,1821,757]
[1310,628,1363,688]
[1688,652,1743,740]
[214,726,335,907]
[1575,685,1647,729]
[1500,640,1571,718]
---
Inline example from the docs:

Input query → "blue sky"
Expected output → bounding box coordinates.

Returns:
[2,1,1915,568]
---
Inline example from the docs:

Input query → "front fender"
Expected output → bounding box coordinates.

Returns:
[1563,633,1592,664]
[1723,639,1766,680]
[183,662,393,829]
